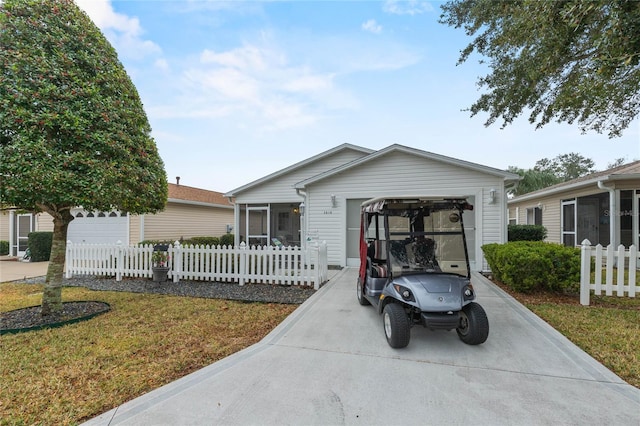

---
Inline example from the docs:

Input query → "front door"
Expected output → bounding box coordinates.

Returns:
[246,206,269,247]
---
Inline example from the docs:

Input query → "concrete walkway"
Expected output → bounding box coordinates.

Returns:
[0,257,48,282]
[84,268,640,425]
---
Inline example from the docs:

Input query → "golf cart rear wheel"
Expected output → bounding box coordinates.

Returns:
[456,302,489,345]
[383,303,410,348]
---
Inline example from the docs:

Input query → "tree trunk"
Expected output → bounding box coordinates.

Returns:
[41,208,73,316]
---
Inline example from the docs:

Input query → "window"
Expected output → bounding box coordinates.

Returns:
[526,207,542,225]
[508,207,518,225]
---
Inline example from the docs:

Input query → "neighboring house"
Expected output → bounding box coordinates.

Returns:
[508,160,640,248]
[225,143,521,271]
[0,182,233,256]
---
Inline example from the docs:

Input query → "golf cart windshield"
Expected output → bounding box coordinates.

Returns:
[362,197,472,278]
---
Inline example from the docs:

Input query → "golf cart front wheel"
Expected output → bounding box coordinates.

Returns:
[456,302,489,345]
[383,303,410,348]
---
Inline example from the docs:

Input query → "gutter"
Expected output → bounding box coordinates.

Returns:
[597,180,616,247]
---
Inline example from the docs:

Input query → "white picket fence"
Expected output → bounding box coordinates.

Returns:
[580,239,640,305]
[66,240,329,289]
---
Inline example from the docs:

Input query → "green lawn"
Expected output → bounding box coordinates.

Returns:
[0,283,296,425]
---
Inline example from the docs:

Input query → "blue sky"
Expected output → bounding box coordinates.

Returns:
[76,0,640,192]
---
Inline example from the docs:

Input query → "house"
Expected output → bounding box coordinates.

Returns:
[0,182,233,256]
[225,144,521,271]
[508,160,640,248]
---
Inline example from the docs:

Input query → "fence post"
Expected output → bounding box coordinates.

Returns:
[580,239,591,306]
[115,240,123,282]
[65,240,73,279]
[239,242,247,286]
[173,241,182,283]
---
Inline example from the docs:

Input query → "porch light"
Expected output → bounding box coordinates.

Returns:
[330,194,337,208]
[299,202,305,216]
[489,188,497,204]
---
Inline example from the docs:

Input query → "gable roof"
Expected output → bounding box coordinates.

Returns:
[509,160,640,203]
[224,143,373,197]
[168,183,233,208]
[294,144,521,189]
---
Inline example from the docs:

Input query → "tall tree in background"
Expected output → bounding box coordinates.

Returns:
[0,0,168,315]
[534,152,596,181]
[440,0,640,137]
[509,153,597,195]
[507,167,561,196]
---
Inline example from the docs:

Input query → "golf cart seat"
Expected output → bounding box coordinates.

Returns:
[367,240,388,278]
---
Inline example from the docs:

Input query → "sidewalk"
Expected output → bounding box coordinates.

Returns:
[84,268,640,425]
[0,257,48,282]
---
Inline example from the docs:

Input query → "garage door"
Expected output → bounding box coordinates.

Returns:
[67,210,128,244]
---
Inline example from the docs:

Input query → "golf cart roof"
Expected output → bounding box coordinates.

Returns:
[361,196,472,213]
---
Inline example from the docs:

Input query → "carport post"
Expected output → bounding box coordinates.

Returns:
[580,239,592,306]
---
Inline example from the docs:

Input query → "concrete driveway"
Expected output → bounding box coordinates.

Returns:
[84,268,639,425]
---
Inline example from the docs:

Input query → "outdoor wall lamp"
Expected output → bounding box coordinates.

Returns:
[489,188,497,204]
[299,202,305,216]
[330,194,337,208]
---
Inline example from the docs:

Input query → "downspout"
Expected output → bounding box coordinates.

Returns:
[597,180,616,247]
[296,189,307,250]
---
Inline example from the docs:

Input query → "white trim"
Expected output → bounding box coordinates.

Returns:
[167,198,233,209]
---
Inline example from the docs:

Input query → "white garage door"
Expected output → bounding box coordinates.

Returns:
[67,210,128,244]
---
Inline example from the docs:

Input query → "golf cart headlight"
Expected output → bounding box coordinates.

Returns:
[463,285,474,300]
[393,284,415,302]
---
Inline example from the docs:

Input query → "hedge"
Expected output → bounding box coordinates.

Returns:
[508,224,547,241]
[482,241,580,293]
[0,240,9,255]
[27,232,53,262]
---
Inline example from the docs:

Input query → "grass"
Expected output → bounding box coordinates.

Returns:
[493,281,640,389]
[0,283,297,425]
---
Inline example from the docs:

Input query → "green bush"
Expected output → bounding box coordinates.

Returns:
[27,232,53,262]
[0,240,8,255]
[184,236,220,247]
[508,224,547,241]
[220,233,234,247]
[482,241,580,293]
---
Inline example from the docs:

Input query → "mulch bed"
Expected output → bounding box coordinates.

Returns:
[1,301,111,334]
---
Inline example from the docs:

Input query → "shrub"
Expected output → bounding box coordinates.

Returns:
[27,232,53,262]
[220,233,234,247]
[0,240,8,255]
[508,224,547,241]
[184,236,220,247]
[482,241,580,293]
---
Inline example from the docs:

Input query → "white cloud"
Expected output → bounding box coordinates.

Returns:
[75,0,161,59]
[163,41,357,130]
[383,0,434,16]
[362,19,383,34]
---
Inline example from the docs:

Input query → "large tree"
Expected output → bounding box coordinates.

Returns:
[440,0,640,137]
[509,152,597,195]
[0,0,168,315]
[534,152,596,181]
[507,166,561,196]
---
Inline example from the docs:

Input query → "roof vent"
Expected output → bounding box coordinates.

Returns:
[176,176,180,185]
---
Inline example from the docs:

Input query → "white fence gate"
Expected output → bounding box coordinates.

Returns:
[66,241,329,289]
[580,239,640,305]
